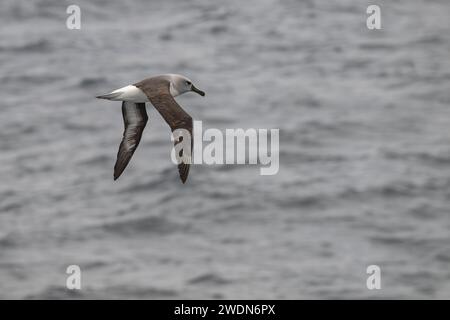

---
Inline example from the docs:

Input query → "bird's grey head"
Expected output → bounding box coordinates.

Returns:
[169,74,205,97]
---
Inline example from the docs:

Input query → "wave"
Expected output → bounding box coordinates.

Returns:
[188,273,231,285]
[78,77,107,88]
[0,39,51,53]
[382,149,450,166]
[100,215,188,236]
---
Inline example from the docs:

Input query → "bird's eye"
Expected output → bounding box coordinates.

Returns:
[186,81,191,85]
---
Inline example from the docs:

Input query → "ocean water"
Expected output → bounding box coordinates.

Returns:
[0,0,449,299]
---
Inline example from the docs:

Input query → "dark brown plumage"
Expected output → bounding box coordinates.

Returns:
[114,102,148,180]
[99,74,204,184]
[114,77,193,183]
[134,78,193,183]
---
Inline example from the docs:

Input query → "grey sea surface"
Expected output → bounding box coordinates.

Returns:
[0,0,449,299]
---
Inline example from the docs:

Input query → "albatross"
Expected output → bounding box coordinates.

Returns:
[96,74,205,184]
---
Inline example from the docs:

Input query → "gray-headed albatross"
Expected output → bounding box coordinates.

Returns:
[96,74,205,184]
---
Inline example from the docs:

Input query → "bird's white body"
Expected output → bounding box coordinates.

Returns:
[96,73,205,183]
[101,74,188,102]
[109,85,150,102]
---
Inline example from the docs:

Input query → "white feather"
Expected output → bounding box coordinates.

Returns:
[108,85,149,102]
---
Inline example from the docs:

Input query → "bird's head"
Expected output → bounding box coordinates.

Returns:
[170,74,205,97]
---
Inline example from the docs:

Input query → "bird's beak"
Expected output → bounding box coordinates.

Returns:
[191,85,205,97]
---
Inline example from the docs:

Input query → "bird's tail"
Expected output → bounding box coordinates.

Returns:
[96,91,123,100]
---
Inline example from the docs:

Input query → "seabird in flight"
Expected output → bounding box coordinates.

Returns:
[96,74,205,183]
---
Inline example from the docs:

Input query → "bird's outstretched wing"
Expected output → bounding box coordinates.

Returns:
[135,78,192,183]
[114,102,148,180]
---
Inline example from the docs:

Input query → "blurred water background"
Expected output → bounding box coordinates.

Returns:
[0,0,449,299]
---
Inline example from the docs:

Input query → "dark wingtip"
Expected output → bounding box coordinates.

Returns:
[179,172,188,184]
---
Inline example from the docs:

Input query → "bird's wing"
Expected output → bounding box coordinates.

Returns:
[135,78,192,183]
[114,102,148,180]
